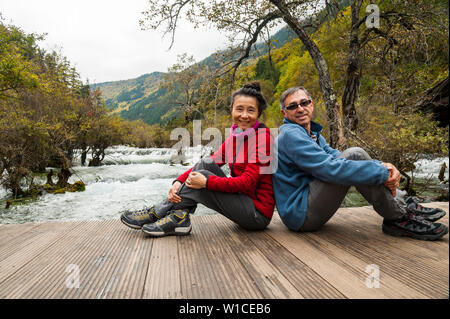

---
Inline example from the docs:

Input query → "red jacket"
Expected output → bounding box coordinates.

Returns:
[176,122,275,219]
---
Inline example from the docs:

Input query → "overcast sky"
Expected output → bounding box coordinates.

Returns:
[0,0,231,83]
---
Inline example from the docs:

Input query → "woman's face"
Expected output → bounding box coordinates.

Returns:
[230,95,259,131]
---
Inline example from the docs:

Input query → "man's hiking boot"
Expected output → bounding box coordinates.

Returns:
[120,206,159,229]
[382,210,448,241]
[142,209,191,237]
[404,197,446,222]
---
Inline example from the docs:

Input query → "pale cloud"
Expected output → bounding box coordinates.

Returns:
[0,0,229,83]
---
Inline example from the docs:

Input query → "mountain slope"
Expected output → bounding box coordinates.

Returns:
[90,27,297,125]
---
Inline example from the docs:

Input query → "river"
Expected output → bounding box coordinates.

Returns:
[0,146,448,224]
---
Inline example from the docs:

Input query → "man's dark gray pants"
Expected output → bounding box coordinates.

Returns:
[154,158,270,231]
[299,147,407,232]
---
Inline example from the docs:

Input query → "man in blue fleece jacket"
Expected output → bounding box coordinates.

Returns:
[272,86,447,241]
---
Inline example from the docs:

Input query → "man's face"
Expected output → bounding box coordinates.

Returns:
[281,89,314,132]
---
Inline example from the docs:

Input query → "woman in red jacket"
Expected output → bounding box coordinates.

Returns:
[120,81,275,237]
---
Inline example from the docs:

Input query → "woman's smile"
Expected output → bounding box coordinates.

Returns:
[231,95,259,131]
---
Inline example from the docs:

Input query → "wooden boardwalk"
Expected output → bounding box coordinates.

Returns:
[0,202,448,299]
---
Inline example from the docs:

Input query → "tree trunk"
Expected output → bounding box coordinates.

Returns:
[81,146,89,166]
[54,146,72,188]
[269,0,347,149]
[46,169,55,186]
[342,0,362,133]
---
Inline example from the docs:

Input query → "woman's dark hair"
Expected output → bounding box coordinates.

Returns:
[230,81,268,117]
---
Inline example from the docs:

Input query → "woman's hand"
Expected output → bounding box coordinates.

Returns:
[186,172,207,189]
[382,162,401,197]
[168,181,182,203]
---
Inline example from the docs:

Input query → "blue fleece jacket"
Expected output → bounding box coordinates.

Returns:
[272,118,389,231]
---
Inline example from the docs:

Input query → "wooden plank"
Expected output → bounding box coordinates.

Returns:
[0,203,447,299]
[212,216,304,299]
[64,220,135,299]
[0,221,81,285]
[37,221,120,298]
[192,215,264,299]
[356,206,449,259]
[337,207,449,263]
[142,235,182,298]
[0,222,61,262]
[176,216,225,299]
[109,230,153,299]
[20,220,118,299]
[234,223,346,299]
[329,209,448,298]
[312,230,447,298]
[0,223,41,250]
[0,221,89,298]
[84,221,142,299]
[267,215,403,298]
[295,218,434,298]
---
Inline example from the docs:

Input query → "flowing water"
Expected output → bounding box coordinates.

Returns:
[0,145,218,224]
[0,146,448,224]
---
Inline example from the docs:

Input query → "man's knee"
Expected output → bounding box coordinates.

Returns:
[298,223,324,232]
[340,147,371,161]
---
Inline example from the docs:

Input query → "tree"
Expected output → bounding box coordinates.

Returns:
[0,21,130,197]
[141,0,349,148]
[161,53,208,121]
[339,0,449,134]
[0,22,40,98]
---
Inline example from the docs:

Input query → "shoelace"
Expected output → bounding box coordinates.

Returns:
[407,211,432,226]
[133,206,153,217]
[154,214,172,226]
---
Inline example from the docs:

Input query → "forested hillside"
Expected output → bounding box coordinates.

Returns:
[90,26,299,125]
[1,0,448,202]
[135,0,448,187]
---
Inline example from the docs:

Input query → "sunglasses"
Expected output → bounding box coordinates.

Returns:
[285,100,312,111]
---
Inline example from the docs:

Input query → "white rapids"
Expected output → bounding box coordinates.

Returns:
[0,145,447,224]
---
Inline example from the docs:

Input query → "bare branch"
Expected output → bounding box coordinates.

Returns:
[216,11,282,82]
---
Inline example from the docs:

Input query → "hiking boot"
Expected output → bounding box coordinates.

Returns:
[120,206,159,229]
[142,209,191,237]
[382,211,448,241]
[405,197,446,222]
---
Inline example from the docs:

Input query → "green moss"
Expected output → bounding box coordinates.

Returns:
[53,188,67,194]
[69,181,86,192]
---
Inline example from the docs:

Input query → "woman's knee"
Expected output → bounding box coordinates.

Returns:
[240,223,268,231]
[238,216,270,231]
[194,158,222,176]
[195,169,213,178]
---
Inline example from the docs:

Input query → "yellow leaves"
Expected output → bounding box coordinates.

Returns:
[358,108,449,171]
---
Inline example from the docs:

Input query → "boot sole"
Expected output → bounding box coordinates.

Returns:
[120,216,143,230]
[382,224,448,241]
[142,225,192,237]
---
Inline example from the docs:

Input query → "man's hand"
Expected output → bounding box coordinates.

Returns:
[168,180,182,203]
[186,172,207,189]
[382,162,401,197]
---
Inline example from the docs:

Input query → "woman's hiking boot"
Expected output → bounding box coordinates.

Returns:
[120,206,160,229]
[404,197,446,222]
[142,210,191,237]
[382,210,448,241]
